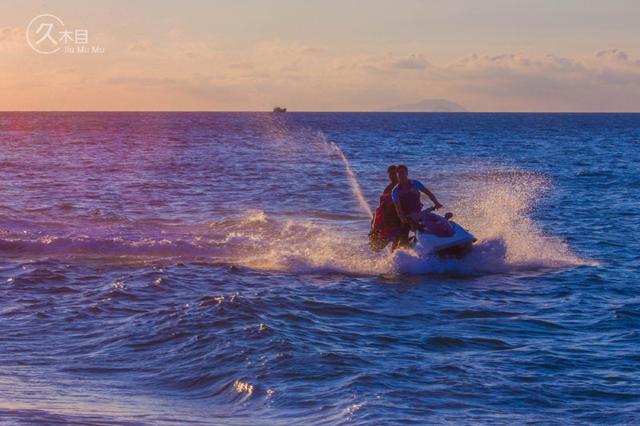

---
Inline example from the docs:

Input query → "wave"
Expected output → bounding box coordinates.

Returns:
[0,167,595,275]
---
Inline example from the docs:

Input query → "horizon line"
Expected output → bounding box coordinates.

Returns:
[1,110,640,114]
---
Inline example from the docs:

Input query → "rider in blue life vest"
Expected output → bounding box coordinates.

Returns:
[391,164,443,247]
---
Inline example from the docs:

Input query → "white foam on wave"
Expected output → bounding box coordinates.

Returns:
[206,210,391,275]
[213,167,595,275]
[455,169,596,269]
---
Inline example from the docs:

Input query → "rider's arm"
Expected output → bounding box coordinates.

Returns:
[421,187,442,207]
[415,181,442,208]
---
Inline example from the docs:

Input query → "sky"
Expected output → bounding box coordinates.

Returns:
[1,0,640,111]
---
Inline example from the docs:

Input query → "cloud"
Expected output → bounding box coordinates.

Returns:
[116,39,636,107]
[391,54,429,70]
[108,76,182,86]
[105,73,239,107]
[0,26,25,52]
[450,53,586,75]
[301,46,328,55]
[347,53,429,74]
[229,62,254,69]
[450,50,640,76]
[439,50,640,110]
[595,48,629,62]
[128,41,152,53]
[0,26,21,42]
[3,31,640,111]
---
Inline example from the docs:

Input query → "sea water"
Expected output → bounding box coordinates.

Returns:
[0,112,638,424]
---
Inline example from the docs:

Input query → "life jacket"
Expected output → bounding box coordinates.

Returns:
[395,180,423,215]
[372,193,401,234]
[370,192,402,251]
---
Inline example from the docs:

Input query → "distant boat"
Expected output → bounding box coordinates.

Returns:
[272,106,287,113]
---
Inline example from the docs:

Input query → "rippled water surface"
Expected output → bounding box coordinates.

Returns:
[1,112,639,424]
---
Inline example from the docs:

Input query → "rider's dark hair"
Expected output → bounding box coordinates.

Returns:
[387,165,397,172]
[397,164,408,172]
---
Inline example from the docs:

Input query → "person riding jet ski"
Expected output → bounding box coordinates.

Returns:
[370,164,475,257]
[369,165,403,251]
[391,164,443,249]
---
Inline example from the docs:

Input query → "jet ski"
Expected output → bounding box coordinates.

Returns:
[408,208,476,258]
[370,203,476,257]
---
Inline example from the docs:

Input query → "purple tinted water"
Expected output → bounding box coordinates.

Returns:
[0,112,639,424]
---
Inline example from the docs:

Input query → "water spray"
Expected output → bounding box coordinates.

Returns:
[319,133,373,219]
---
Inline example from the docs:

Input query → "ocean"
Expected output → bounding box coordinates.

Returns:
[0,112,638,425]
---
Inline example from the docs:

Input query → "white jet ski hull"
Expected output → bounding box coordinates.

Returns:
[414,223,476,257]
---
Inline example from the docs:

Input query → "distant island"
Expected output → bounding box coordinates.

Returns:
[273,106,287,113]
[382,99,467,112]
